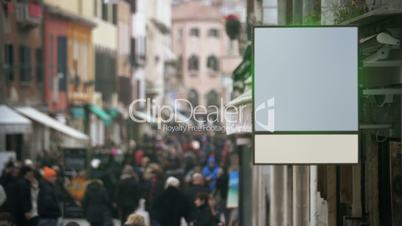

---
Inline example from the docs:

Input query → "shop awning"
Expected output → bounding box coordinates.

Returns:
[0,105,31,134]
[16,107,88,141]
[226,90,252,107]
[340,8,402,26]
[225,90,252,135]
[88,104,112,126]
[70,107,85,119]
[233,44,252,82]
[164,45,177,61]
[108,108,119,119]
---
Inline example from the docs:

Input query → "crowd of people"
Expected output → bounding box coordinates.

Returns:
[0,133,239,226]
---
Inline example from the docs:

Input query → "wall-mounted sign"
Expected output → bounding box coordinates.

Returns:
[253,26,358,164]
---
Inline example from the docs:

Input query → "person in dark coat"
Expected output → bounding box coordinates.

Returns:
[184,173,209,221]
[0,161,20,222]
[38,167,61,226]
[82,180,113,226]
[214,168,228,223]
[116,165,140,224]
[186,173,209,203]
[152,177,191,226]
[16,166,38,226]
[192,193,216,226]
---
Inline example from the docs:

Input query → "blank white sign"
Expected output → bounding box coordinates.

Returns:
[254,27,358,132]
[253,27,358,164]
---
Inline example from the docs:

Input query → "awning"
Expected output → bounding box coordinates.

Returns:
[16,107,88,141]
[225,90,252,135]
[340,8,402,26]
[108,108,119,119]
[0,105,31,134]
[70,107,85,119]
[226,90,252,107]
[88,104,112,126]
[233,44,251,82]
[164,45,176,61]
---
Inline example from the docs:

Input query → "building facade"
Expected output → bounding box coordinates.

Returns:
[232,0,402,226]
[172,1,240,108]
[0,0,44,107]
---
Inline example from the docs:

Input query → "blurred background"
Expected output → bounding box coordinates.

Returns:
[0,0,401,226]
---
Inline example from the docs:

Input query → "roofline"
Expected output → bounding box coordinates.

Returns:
[172,18,224,23]
[340,8,402,25]
[44,4,97,28]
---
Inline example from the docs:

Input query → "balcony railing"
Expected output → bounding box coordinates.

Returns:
[15,2,42,27]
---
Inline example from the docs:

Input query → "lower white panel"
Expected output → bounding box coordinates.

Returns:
[254,134,358,164]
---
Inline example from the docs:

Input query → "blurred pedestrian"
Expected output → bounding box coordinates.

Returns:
[185,173,209,220]
[0,161,19,221]
[82,180,113,226]
[186,173,209,202]
[0,184,6,207]
[214,168,228,223]
[65,170,88,202]
[116,165,140,223]
[132,199,150,226]
[0,212,14,226]
[152,177,191,226]
[202,157,219,191]
[208,195,223,226]
[38,167,61,226]
[16,165,39,226]
[144,164,164,214]
[191,193,215,226]
[124,213,145,226]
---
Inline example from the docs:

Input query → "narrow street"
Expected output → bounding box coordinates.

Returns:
[1,0,402,226]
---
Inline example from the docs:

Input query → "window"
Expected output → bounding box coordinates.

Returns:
[190,28,200,37]
[188,89,199,106]
[188,55,199,71]
[35,48,43,83]
[177,28,183,41]
[207,55,219,71]
[207,90,219,106]
[130,37,136,65]
[137,80,141,100]
[178,55,183,72]
[208,28,219,38]
[102,1,108,21]
[94,0,98,17]
[112,4,117,24]
[19,45,31,82]
[131,37,146,64]
[4,44,14,82]
[128,0,136,13]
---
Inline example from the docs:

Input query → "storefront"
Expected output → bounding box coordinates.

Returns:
[325,9,402,226]
[225,45,253,226]
[0,105,31,160]
[16,107,89,160]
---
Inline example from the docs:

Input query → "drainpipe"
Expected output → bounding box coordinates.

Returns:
[310,165,318,226]
[284,165,293,226]
[0,0,7,103]
[270,165,285,226]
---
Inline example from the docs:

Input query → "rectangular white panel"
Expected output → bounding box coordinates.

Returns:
[254,134,358,164]
[254,27,358,132]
